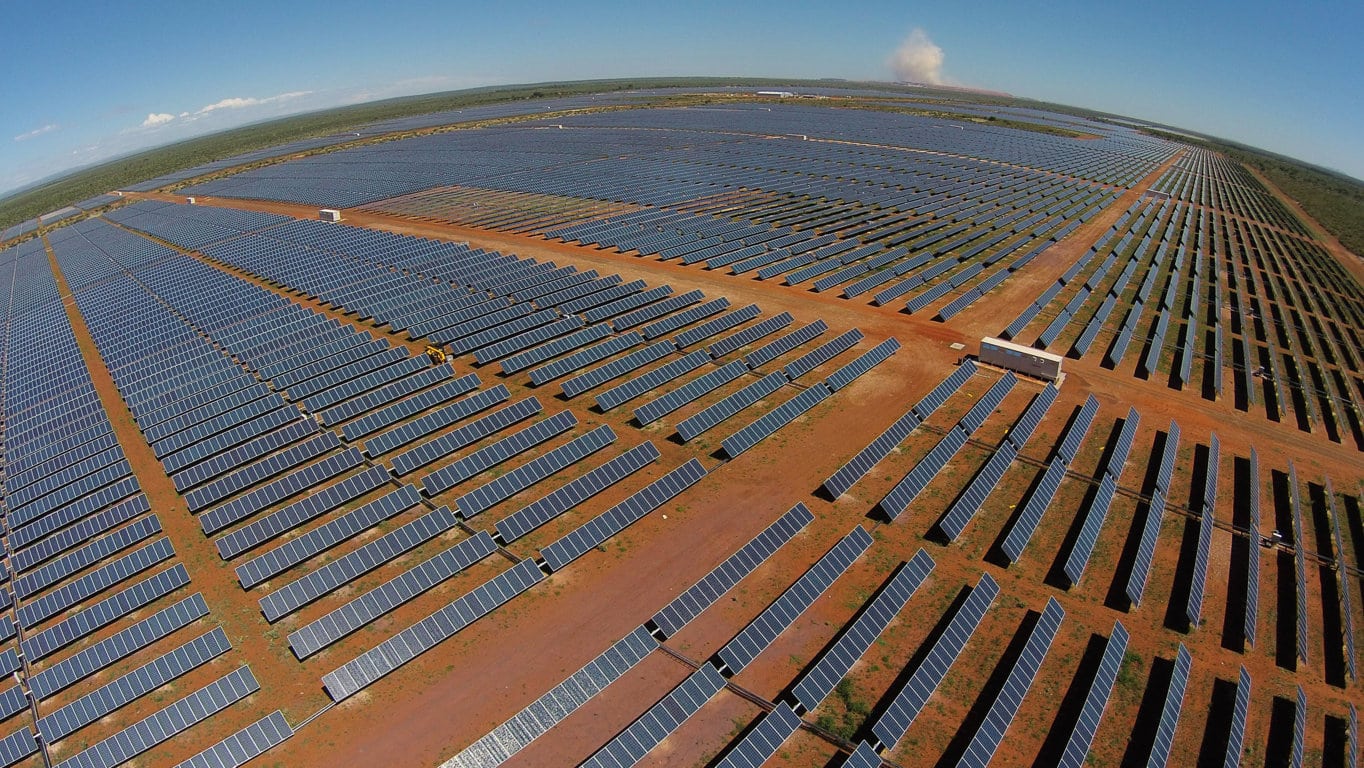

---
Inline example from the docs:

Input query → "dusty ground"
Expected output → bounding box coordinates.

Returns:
[75,161,1364,768]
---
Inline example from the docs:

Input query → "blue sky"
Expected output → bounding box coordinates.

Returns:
[3,0,1361,198]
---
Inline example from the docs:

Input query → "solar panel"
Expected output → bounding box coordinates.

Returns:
[52,666,259,768]
[198,447,364,534]
[955,597,1064,768]
[235,484,422,588]
[1125,487,1168,607]
[172,419,319,491]
[287,531,497,658]
[1291,686,1306,768]
[651,503,814,639]
[594,350,711,411]
[343,373,482,442]
[675,371,787,443]
[321,558,545,701]
[445,626,658,768]
[498,323,612,374]
[842,741,883,768]
[527,331,643,386]
[23,564,191,663]
[1145,644,1192,768]
[579,663,726,768]
[1349,704,1358,768]
[421,410,578,496]
[791,550,934,712]
[721,384,831,459]
[540,459,707,572]
[938,443,1017,541]
[871,572,1000,751]
[15,514,162,599]
[0,728,37,768]
[19,536,176,628]
[582,284,673,324]
[913,361,978,419]
[745,320,828,369]
[633,360,748,426]
[1063,475,1119,586]
[1246,451,1261,646]
[560,339,676,398]
[825,337,901,392]
[448,308,559,355]
[880,427,970,522]
[1187,498,1215,627]
[673,303,761,350]
[260,506,458,622]
[783,328,864,380]
[639,297,729,340]
[320,362,457,426]
[1057,394,1100,464]
[1324,479,1356,680]
[1057,622,1130,768]
[1155,420,1181,493]
[28,593,210,700]
[610,289,704,331]
[174,710,293,768]
[822,408,921,499]
[365,385,512,459]
[185,431,341,512]
[1222,666,1252,768]
[1105,407,1142,481]
[390,397,542,476]
[1289,461,1309,665]
[716,526,873,674]
[37,627,233,742]
[474,315,586,365]
[456,423,616,518]
[708,312,793,359]
[214,464,393,559]
[496,441,660,543]
[713,702,802,768]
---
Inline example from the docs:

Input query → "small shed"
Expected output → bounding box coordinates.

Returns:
[979,336,1063,382]
[319,209,342,223]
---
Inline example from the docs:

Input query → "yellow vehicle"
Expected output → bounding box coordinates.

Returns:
[425,345,447,365]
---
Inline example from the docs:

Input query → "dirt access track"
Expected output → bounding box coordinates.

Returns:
[104,167,1364,768]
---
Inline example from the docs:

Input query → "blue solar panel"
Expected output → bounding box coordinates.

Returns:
[913,360,978,419]
[1063,475,1119,586]
[651,503,813,638]
[880,427,969,521]
[527,331,643,386]
[955,597,1064,768]
[579,663,726,768]
[721,384,832,458]
[561,339,676,398]
[1057,622,1129,768]
[783,328,864,380]
[540,459,707,572]
[23,564,191,663]
[1145,644,1192,768]
[1325,479,1356,681]
[1289,461,1309,665]
[421,410,578,496]
[455,424,616,518]
[363,384,509,458]
[871,572,999,751]
[446,626,658,768]
[825,337,901,392]
[1001,457,1068,562]
[633,360,749,426]
[713,703,803,768]
[198,447,364,534]
[716,526,873,674]
[675,371,787,443]
[174,710,293,768]
[1223,666,1252,768]
[745,320,828,369]
[938,443,1017,541]
[288,531,498,657]
[708,312,793,359]
[594,350,711,411]
[259,505,458,622]
[791,550,934,712]
[496,442,660,543]
[389,397,541,476]
[321,558,544,701]
[822,408,921,499]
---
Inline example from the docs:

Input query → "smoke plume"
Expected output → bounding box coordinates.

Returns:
[889,28,946,85]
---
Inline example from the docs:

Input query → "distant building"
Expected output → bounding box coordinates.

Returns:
[319,209,342,223]
[979,336,1063,382]
[756,91,795,98]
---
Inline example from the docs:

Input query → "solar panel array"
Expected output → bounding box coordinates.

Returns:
[422,410,579,495]
[1127,420,1181,606]
[1056,622,1130,768]
[1245,446,1261,647]
[322,558,545,700]
[717,526,873,674]
[675,371,787,443]
[954,597,1064,768]
[446,626,658,768]
[1324,479,1357,681]
[288,530,498,657]
[1292,686,1306,768]
[579,663,726,768]
[822,408,922,499]
[871,572,1000,751]
[651,503,814,638]
[791,550,934,712]
[713,703,802,768]
[1145,644,1193,768]
[1288,461,1310,665]
[1001,394,1101,562]
[495,441,660,542]
[455,423,616,518]
[54,666,260,768]
[721,384,832,458]
[1223,666,1252,768]
[387,394,534,475]
[174,711,293,768]
[540,458,707,572]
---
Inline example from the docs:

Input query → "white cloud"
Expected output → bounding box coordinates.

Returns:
[141,112,176,128]
[889,28,947,85]
[14,123,59,142]
[196,90,312,115]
